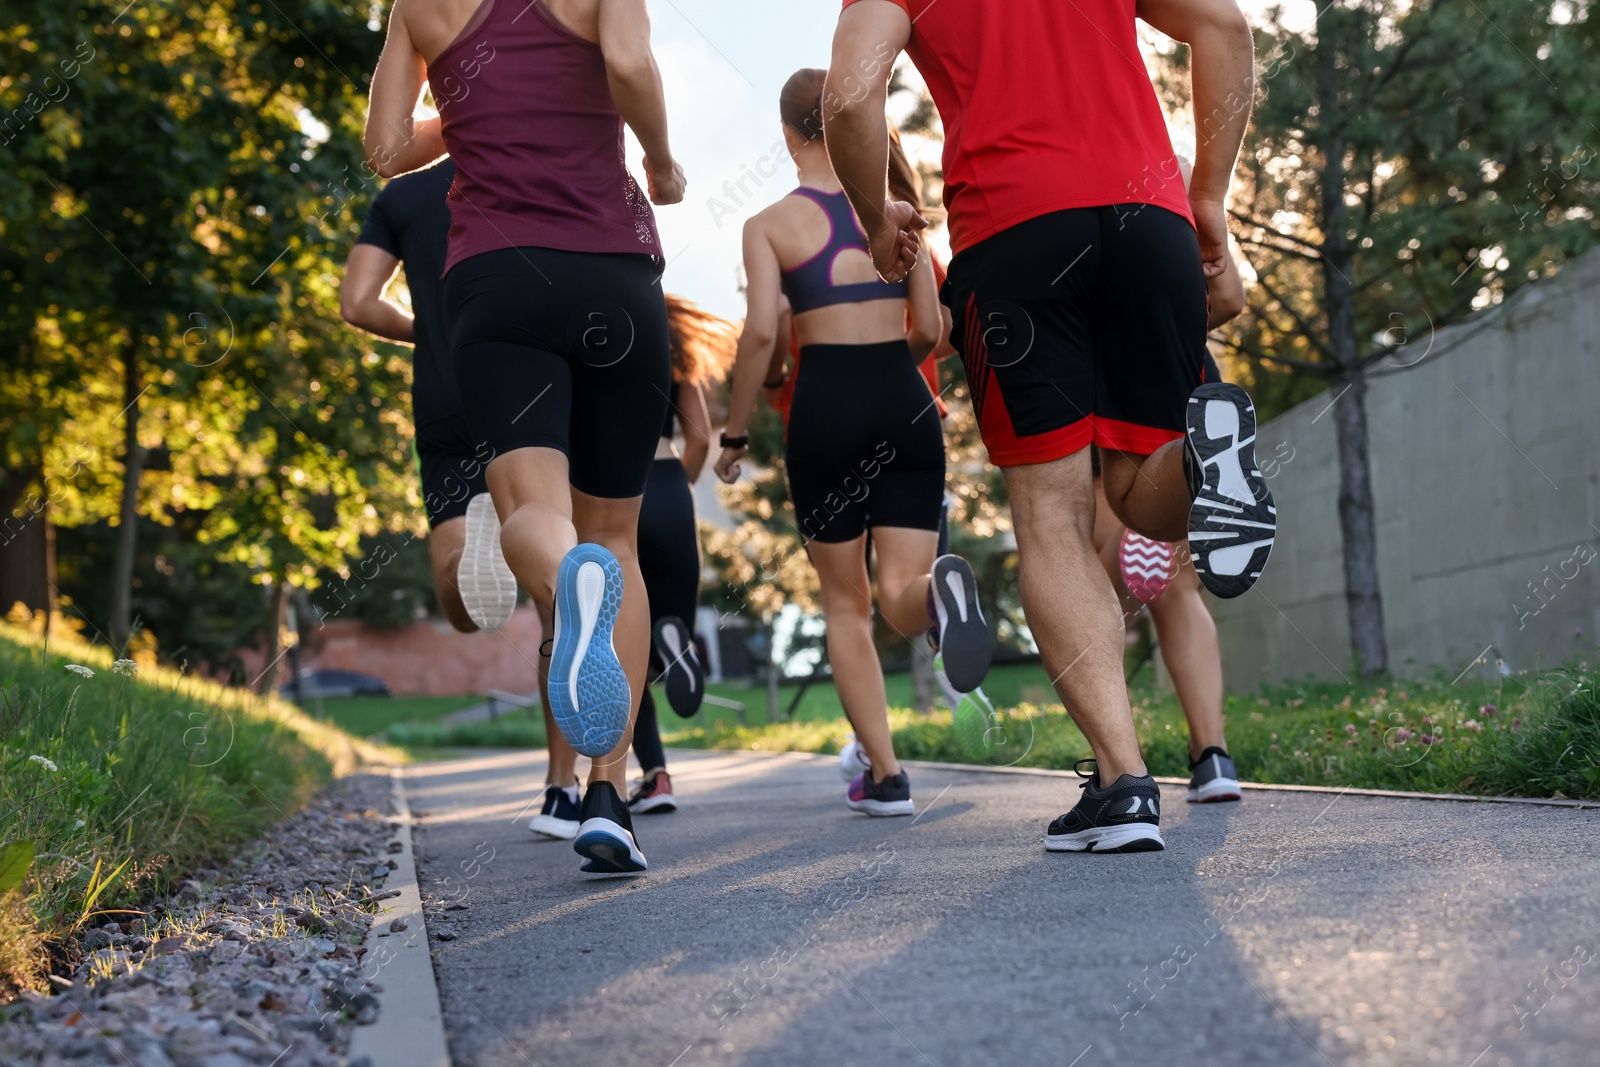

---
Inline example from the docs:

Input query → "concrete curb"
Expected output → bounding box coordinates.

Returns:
[348,769,452,1067]
[673,746,1600,810]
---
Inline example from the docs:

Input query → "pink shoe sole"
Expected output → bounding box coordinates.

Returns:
[1120,530,1178,604]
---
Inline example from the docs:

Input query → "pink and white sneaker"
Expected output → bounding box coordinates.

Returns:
[1119,529,1178,604]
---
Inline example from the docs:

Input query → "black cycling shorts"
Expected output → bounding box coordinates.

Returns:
[417,414,493,526]
[784,340,945,544]
[444,246,671,499]
[943,204,1207,467]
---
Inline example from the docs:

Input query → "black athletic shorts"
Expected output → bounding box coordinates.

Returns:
[417,414,493,526]
[943,205,1207,467]
[785,340,945,544]
[444,247,671,499]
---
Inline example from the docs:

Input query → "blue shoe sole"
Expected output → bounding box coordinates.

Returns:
[548,545,631,758]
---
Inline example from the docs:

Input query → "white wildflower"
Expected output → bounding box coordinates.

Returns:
[112,659,139,676]
[65,663,94,678]
[72,819,86,829]
[28,755,59,773]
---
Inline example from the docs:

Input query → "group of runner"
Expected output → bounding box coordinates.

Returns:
[346,0,1272,873]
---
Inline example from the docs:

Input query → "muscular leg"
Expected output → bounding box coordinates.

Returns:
[869,526,939,643]
[426,516,477,633]
[1100,443,1189,544]
[1092,473,1227,762]
[1147,559,1227,761]
[808,535,902,780]
[1003,449,1145,782]
[486,448,646,794]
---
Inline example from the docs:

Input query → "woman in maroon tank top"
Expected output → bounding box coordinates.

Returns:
[364,0,685,875]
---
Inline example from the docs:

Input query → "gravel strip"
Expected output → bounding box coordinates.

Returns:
[0,773,397,1067]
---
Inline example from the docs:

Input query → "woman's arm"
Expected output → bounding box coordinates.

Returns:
[598,0,684,204]
[904,244,941,360]
[678,381,713,482]
[364,0,446,177]
[764,300,793,393]
[339,244,413,343]
[715,218,783,483]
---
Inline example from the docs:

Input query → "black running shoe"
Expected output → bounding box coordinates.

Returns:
[847,769,914,817]
[1185,382,1276,599]
[527,781,581,840]
[653,616,704,718]
[930,554,992,694]
[1045,760,1165,853]
[573,781,647,874]
[1187,746,1242,803]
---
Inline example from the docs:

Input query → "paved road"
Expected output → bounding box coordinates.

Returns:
[405,749,1600,1067]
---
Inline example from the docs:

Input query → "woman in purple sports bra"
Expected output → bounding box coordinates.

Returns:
[364,0,684,875]
[715,69,994,820]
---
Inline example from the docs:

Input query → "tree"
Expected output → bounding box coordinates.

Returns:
[1154,0,1600,674]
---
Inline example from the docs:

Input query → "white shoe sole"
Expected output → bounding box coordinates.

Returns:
[1188,778,1243,803]
[629,793,677,814]
[527,814,579,840]
[1045,822,1165,852]
[847,798,915,817]
[574,817,647,874]
[457,494,518,631]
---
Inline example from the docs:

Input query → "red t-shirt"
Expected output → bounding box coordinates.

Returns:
[842,0,1193,253]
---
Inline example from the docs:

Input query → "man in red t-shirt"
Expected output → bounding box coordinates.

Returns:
[825,0,1271,854]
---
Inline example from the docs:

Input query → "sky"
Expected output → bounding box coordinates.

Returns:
[632,0,1311,320]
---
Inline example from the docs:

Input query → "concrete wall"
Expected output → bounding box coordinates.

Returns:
[1211,248,1600,689]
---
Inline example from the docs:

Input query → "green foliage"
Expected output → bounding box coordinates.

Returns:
[0,841,34,896]
[0,623,384,993]
[1159,0,1600,402]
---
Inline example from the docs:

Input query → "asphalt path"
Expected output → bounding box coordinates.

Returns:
[405,748,1600,1067]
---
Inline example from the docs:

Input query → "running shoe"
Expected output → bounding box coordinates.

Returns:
[627,770,677,815]
[527,781,581,839]
[574,781,647,874]
[1187,746,1242,803]
[838,735,872,782]
[847,769,915,817]
[936,651,1000,759]
[547,544,630,758]
[1119,529,1178,604]
[653,616,704,718]
[1045,759,1165,853]
[930,554,992,693]
[1185,383,1276,599]
[457,493,518,631]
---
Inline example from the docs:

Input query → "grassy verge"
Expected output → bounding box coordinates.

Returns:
[0,624,393,998]
[306,694,480,737]
[661,668,1600,800]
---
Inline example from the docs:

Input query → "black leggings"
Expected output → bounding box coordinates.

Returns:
[444,246,671,499]
[631,457,701,773]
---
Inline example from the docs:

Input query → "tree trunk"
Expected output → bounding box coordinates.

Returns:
[910,635,937,713]
[0,463,58,624]
[257,579,288,695]
[108,339,144,653]
[1317,13,1389,676]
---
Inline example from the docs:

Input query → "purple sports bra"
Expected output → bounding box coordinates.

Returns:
[778,187,908,314]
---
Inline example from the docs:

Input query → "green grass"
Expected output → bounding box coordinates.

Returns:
[307,694,479,737]
[0,623,390,997]
[662,667,1600,800]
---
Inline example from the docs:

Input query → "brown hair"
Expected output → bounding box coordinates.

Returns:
[779,68,828,142]
[666,294,738,386]
[886,122,921,207]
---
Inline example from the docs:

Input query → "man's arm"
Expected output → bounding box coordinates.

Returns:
[825,1,921,281]
[364,0,446,178]
[598,0,684,205]
[340,244,413,344]
[1137,0,1253,276]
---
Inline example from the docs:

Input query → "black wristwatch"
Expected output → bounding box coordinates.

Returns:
[720,431,749,449]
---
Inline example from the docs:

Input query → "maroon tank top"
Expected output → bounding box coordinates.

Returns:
[428,0,662,275]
